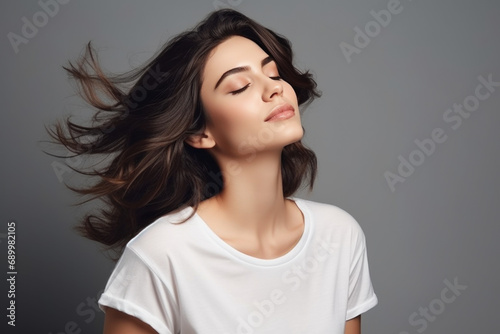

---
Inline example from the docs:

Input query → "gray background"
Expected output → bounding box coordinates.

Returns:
[1,0,499,333]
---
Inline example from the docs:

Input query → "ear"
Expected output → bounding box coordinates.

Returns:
[184,129,216,149]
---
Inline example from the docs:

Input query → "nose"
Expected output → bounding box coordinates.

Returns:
[263,76,284,101]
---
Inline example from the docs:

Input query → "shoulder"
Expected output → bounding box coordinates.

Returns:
[124,205,198,259]
[293,197,366,239]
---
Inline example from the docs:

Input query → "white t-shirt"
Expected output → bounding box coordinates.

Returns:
[98,198,378,333]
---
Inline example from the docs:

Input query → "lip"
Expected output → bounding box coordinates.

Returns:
[265,103,295,122]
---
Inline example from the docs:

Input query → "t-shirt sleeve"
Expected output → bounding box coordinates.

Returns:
[345,223,378,320]
[98,246,178,334]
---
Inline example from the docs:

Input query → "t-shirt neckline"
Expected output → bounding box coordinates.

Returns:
[192,197,312,267]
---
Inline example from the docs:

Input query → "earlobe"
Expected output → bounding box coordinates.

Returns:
[184,131,216,149]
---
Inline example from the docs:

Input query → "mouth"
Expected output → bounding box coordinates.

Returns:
[265,103,295,122]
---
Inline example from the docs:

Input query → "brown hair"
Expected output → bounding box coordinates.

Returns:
[47,8,321,260]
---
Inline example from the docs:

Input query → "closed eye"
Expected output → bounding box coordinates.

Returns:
[230,84,250,95]
[230,76,282,95]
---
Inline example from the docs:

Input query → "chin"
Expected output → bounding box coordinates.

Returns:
[279,124,304,147]
[256,116,304,150]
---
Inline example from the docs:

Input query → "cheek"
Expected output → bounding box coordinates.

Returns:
[208,97,260,129]
[284,83,298,104]
[203,98,263,148]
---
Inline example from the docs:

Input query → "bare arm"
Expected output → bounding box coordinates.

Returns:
[344,315,361,334]
[103,307,158,334]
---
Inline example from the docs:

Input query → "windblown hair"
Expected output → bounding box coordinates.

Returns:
[48,8,321,260]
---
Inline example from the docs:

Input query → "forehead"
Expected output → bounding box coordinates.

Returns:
[202,36,269,80]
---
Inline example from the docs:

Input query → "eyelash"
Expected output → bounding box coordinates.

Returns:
[230,76,282,95]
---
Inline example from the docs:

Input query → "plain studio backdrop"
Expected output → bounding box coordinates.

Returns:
[1,0,499,333]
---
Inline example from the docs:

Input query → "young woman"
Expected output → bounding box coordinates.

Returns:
[50,8,377,334]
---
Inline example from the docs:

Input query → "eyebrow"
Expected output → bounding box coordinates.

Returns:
[214,56,275,90]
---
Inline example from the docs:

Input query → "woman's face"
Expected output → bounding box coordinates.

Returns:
[199,35,303,159]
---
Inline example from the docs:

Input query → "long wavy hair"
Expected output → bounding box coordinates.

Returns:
[47,8,321,260]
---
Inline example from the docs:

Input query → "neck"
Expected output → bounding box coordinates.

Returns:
[209,150,290,237]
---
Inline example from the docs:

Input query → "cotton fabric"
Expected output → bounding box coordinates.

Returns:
[98,198,378,333]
